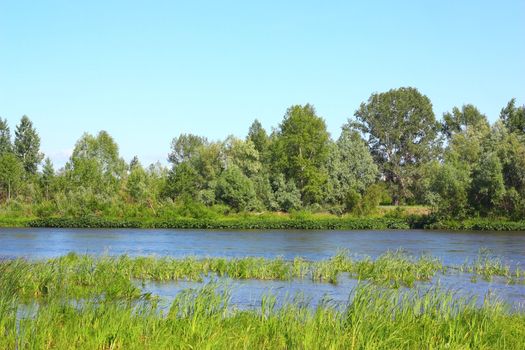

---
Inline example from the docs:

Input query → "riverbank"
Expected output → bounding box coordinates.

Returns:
[0,216,521,231]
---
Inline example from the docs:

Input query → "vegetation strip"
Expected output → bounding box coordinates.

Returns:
[22,216,525,231]
[2,251,523,303]
[2,251,524,348]
[2,93,525,230]
[1,282,524,349]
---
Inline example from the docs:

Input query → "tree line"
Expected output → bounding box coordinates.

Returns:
[1,87,524,220]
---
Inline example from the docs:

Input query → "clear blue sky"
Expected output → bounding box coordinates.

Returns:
[1,1,524,167]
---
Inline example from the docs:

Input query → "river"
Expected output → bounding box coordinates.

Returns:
[1,228,524,308]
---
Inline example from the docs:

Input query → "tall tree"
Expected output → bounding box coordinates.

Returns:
[247,119,269,155]
[66,131,126,194]
[223,136,261,178]
[469,152,506,215]
[500,98,525,136]
[352,87,440,204]
[168,134,208,165]
[0,153,23,201]
[0,118,12,155]
[126,161,149,203]
[327,127,378,205]
[14,115,43,174]
[271,104,330,204]
[41,157,55,200]
[442,104,489,139]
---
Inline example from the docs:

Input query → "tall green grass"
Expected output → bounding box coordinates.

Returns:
[1,282,523,349]
[457,251,524,283]
[0,251,443,298]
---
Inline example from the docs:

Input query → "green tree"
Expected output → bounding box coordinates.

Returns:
[272,173,302,212]
[469,152,506,215]
[271,104,330,204]
[442,104,489,139]
[129,155,140,171]
[66,131,126,195]
[168,134,208,165]
[14,115,44,174]
[40,157,55,200]
[427,162,470,218]
[0,153,23,201]
[352,87,440,204]
[500,98,525,136]
[0,118,12,155]
[126,161,149,203]
[164,162,202,201]
[223,136,261,178]
[247,119,269,156]
[327,127,378,205]
[215,166,257,211]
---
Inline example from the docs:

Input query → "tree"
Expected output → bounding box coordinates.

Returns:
[327,127,378,205]
[247,119,269,155]
[126,162,149,203]
[0,118,12,155]
[271,104,330,204]
[428,162,470,218]
[215,166,257,211]
[469,152,506,215]
[164,162,202,201]
[66,131,126,195]
[272,173,302,212]
[223,136,261,178]
[14,115,44,174]
[445,123,490,168]
[352,87,440,204]
[500,98,525,136]
[168,134,208,165]
[41,157,55,200]
[442,104,489,139]
[0,153,23,201]
[129,156,140,171]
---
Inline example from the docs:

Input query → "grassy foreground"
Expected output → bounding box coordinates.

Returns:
[1,253,525,349]
[1,282,524,349]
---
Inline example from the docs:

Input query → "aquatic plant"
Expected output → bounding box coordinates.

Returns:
[0,282,523,349]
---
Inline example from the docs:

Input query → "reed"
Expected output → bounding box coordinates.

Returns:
[0,250,445,298]
[1,281,523,349]
[456,250,524,284]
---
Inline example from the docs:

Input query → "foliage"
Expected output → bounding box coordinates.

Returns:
[14,115,44,174]
[352,87,440,204]
[270,104,330,204]
[0,153,23,201]
[1,93,525,224]
[215,166,258,211]
[0,254,524,349]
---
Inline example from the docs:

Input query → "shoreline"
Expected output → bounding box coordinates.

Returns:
[1,216,525,231]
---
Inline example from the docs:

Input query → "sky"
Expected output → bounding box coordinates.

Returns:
[1,1,524,168]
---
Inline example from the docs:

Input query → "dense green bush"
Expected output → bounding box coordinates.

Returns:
[425,219,525,231]
[28,216,410,230]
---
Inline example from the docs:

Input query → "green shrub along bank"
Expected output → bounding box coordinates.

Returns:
[425,219,525,231]
[22,215,525,231]
[27,216,410,230]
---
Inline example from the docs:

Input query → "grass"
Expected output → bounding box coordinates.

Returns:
[1,252,524,348]
[0,251,443,300]
[457,251,524,283]
[1,281,524,349]
[1,251,522,303]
